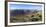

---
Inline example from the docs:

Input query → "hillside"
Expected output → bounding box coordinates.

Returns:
[10,9,42,23]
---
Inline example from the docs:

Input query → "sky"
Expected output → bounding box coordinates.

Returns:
[9,4,42,10]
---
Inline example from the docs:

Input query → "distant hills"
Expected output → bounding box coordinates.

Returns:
[10,9,42,16]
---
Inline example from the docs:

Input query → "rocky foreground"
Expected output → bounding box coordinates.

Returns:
[10,10,42,23]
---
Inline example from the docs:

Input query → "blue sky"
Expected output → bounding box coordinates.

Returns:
[9,4,42,10]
